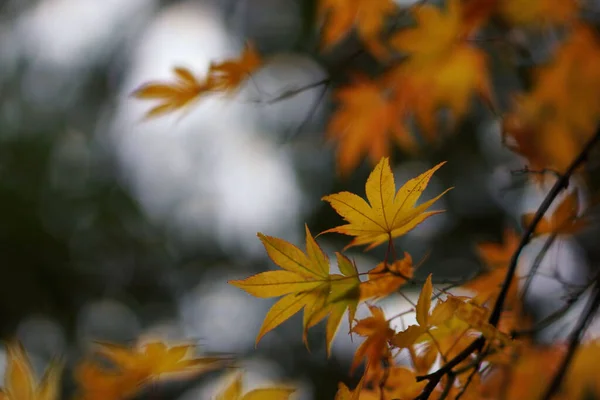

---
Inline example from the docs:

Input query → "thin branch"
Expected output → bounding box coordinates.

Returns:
[541,274,600,400]
[519,233,557,301]
[414,126,600,400]
[489,128,600,327]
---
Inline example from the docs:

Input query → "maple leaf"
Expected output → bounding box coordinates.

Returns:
[378,367,427,400]
[322,157,451,251]
[318,0,397,57]
[74,361,140,400]
[215,373,295,400]
[463,227,521,307]
[389,0,492,135]
[229,225,360,355]
[132,67,210,119]
[350,306,395,374]
[505,25,600,173]
[75,340,223,400]
[521,191,586,238]
[359,252,414,301]
[327,76,414,176]
[498,0,579,26]
[93,340,223,381]
[0,342,62,400]
[207,42,262,94]
[334,376,364,400]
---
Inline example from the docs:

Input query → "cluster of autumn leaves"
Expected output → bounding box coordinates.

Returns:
[0,339,295,400]
[133,0,600,177]
[5,0,600,399]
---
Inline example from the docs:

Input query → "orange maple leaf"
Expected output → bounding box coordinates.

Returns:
[318,0,397,57]
[322,157,451,251]
[389,0,492,136]
[504,25,600,173]
[498,0,579,26]
[207,42,262,94]
[521,191,586,238]
[0,342,61,400]
[351,306,395,374]
[229,225,360,355]
[132,67,210,119]
[76,340,223,400]
[359,252,414,301]
[214,373,295,400]
[327,76,415,176]
[463,227,521,307]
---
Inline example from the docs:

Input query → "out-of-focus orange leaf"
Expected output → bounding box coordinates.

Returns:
[322,157,450,250]
[498,0,579,26]
[477,227,520,269]
[504,24,600,173]
[564,339,600,399]
[94,340,223,381]
[132,67,210,119]
[229,225,360,354]
[326,76,414,176]
[521,191,586,237]
[74,361,140,400]
[0,342,61,400]
[389,0,492,136]
[351,306,395,374]
[208,42,262,93]
[318,0,397,57]
[464,227,520,307]
[76,340,223,400]
[359,252,413,301]
[215,373,295,400]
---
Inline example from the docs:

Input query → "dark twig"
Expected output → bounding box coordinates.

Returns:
[489,128,600,327]
[520,233,557,301]
[413,126,600,400]
[541,273,600,400]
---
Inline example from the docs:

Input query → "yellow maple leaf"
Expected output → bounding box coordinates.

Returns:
[215,373,295,400]
[521,191,586,238]
[334,376,365,400]
[318,0,397,57]
[207,42,262,94]
[322,157,451,251]
[229,225,360,355]
[359,252,414,301]
[132,67,210,119]
[327,76,415,176]
[0,344,60,400]
[0,342,62,400]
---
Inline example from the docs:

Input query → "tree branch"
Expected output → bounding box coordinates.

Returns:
[489,128,600,327]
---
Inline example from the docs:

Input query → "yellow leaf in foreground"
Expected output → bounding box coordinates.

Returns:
[229,225,360,354]
[215,373,295,400]
[0,342,62,400]
[322,157,451,250]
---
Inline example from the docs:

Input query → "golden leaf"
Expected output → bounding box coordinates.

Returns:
[322,157,451,251]
[0,342,62,400]
[229,225,360,355]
